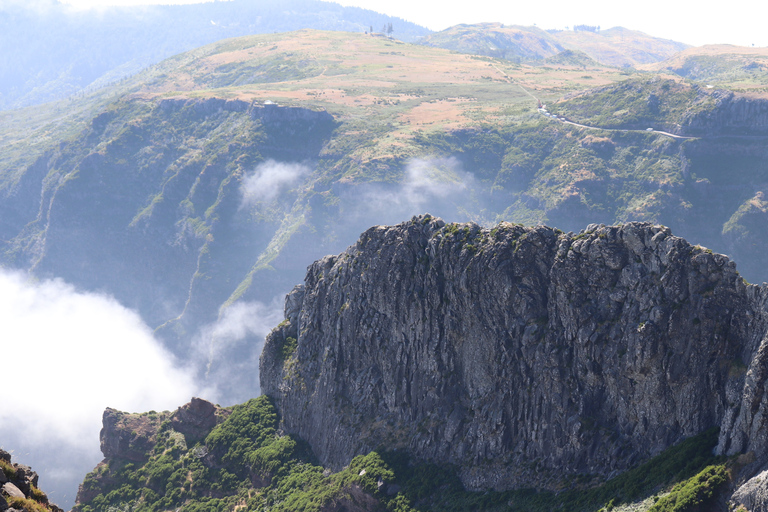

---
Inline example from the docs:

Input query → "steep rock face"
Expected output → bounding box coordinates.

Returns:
[682,90,768,136]
[261,215,766,491]
[732,468,768,512]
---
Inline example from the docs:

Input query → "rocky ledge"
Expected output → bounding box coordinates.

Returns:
[76,398,230,506]
[261,215,768,496]
[0,448,62,512]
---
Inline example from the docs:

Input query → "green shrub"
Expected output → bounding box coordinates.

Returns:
[280,336,298,361]
[0,458,15,480]
[647,465,728,512]
[7,496,50,512]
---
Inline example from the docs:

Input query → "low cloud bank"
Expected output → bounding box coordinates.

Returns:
[241,160,311,206]
[0,270,202,509]
[194,298,285,405]
[341,156,479,227]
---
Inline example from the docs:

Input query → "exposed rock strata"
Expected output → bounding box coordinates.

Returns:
[261,215,768,491]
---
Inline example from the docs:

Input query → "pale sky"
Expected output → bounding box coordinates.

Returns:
[58,0,768,47]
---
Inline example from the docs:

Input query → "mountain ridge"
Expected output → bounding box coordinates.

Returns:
[5,29,768,507]
[73,216,768,512]
[0,0,430,110]
[420,23,690,68]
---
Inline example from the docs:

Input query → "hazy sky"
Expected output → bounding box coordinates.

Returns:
[58,0,768,47]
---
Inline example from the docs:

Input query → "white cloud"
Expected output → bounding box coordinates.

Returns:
[0,269,201,508]
[241,160,310,206]
[402,156,469,205]
[353,156,473,221]
[194,299,284,404]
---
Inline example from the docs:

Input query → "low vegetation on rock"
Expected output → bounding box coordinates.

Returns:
[0,449,62,512]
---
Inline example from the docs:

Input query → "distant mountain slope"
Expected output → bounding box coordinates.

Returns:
[641,44,768,92]
[0,0,430,110]
[551,26,690,67]
[421,23,689,68]
[419,22,565,62]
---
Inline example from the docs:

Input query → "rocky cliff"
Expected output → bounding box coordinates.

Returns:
[261,215,768,493]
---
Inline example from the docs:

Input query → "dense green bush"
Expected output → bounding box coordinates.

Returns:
[647,465,728,512]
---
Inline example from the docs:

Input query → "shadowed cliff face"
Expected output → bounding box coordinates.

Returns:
[261,216,768,491]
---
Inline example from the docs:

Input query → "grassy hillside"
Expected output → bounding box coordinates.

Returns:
[642,45,768,94]
[552,27,690,68]
[420,23,566,63]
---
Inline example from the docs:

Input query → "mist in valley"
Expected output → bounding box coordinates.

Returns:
[0,152,490,508]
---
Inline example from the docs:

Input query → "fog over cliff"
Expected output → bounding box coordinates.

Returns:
[0,270,200,508]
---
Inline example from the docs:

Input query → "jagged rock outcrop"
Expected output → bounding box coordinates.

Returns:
[261,215,768,492]
[0,448,62,512]
[100,408,167,462]
[732,468,768,511]
[99,397,228,463]
[170,397,219,444]
[77,398,230,507]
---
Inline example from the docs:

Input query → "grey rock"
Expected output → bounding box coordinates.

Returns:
[100,408,157,462]
[261,215,768,491]
[284,284,305,334]
[170,397,218,443]
[13,465,37,493]
[733,469,768,512]
[0,494,6,512]
[683,91,768,136]
[1,483,24,499]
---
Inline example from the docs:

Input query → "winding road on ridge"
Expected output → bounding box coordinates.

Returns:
[550,116,697,140]
[492,62,768,141]
[491,63,694,139]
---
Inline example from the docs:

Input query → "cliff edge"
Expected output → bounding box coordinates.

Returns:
[261,215,768,493]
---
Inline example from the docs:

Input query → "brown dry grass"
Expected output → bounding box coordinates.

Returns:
[129,30,629,131]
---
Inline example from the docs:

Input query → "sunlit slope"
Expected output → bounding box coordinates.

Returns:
[420,22,566,62]
[0,0,430,110]
[0,28,628,177]
[552,27,689,68]
[134,29,626,116]
[420,23,689,68]
[120,29,629,176]
[642,44,768,93]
